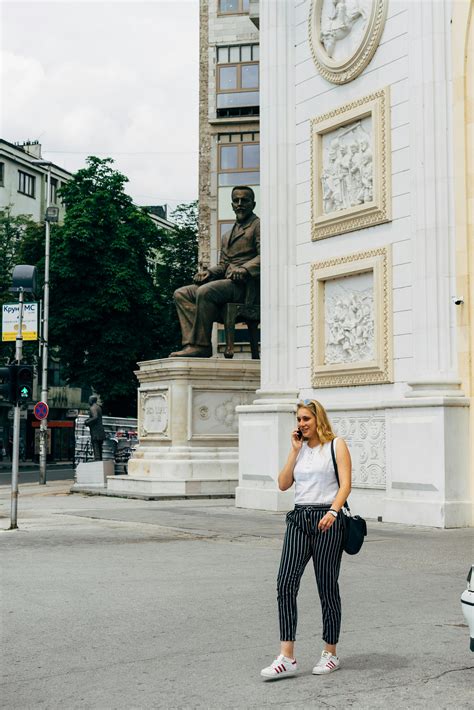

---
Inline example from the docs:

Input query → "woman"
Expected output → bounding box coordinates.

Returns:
[261,399,351,680]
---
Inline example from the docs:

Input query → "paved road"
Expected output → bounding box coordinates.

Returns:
[0,481,473,709]
[0,465,74,485]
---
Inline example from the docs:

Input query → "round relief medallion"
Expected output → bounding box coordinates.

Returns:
[309,0,388,84]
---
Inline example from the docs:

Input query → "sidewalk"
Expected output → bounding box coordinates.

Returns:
[0,481,473,709]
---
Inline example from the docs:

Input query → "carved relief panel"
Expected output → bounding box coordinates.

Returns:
[331,411,386,488]
[311,246,393,387]
[309,0,389,84]
[324,271,375,365]
[139,390,169,438]
[321,115,373,215]
[190,388,256,440]
[311,87,391,240]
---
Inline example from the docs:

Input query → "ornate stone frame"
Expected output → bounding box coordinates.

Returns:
[139,388,170,440]
[311,246,393,387]
[308,0,389,85]
[311,87,391,241]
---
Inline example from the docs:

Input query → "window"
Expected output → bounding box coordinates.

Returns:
[0,162,4,186]
[218,133,260,187]
[18,170,36,198]
[218,0,250,15]
[216,44,259,118]
[219,222,234,239]
[48,359,67,387]
[217,133,259,236]
[50,177,58,204]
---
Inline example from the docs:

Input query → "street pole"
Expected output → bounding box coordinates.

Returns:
[10,288,24,530]
[39,167,51,485]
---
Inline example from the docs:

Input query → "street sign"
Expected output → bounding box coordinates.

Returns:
[2,303,38,341]
[34,401,49,421]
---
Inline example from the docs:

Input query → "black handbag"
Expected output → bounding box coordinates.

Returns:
[330,439,367,555]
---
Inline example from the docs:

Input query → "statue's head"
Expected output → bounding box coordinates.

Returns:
[89,395,98,405]
[231,186,256,224]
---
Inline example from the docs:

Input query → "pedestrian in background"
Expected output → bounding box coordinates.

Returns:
[261,399,352,680]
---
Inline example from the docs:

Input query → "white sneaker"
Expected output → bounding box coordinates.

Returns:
[312,650,340,675]
[261,654,298,679]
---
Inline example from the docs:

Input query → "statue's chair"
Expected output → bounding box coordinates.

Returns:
[220,277,260,359]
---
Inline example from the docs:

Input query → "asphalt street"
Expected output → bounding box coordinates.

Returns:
[0,464,74,485]
[0,481,473,710]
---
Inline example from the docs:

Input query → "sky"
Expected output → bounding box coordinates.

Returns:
[0,0,200,212]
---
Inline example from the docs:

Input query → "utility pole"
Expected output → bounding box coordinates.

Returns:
[39,166,51,484]
[32,161,59,484]
[9,289,24,530]
[7,264,37,530]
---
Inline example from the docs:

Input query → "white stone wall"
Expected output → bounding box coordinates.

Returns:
[237,0,472,527]
[295,0,413,401]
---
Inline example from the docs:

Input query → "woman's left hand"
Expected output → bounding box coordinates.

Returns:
[318,512,337,532]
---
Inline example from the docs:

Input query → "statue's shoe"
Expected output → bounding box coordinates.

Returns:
[169,345,212,358]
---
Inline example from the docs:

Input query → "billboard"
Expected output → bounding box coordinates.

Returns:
[2,303,39,341]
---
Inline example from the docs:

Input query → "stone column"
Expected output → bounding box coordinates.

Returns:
[407,0,461,397]
[384,0,471,527]
[236,0,297,510]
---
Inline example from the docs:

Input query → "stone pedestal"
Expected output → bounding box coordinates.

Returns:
[235,400,297,511]
[73,460,114,490]
[107,357,260,498]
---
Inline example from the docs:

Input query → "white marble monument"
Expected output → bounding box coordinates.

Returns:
[235,0,473,528]
[74,460,115,490]
[108,358,260,498]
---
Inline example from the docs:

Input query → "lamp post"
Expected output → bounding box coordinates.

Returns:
[9,264,38,529]
[31,161,59,484]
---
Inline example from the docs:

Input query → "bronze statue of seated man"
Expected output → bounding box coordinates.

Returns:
[170,186,260,358]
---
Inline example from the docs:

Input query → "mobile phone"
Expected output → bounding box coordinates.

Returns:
[296,429,303,440]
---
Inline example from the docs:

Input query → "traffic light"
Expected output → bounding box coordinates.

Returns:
[16,365,34,403]
[0,365,15,403]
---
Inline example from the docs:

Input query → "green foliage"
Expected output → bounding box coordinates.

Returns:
[0,207,42,363]
[153,201,199,359]
[49,157,161,416]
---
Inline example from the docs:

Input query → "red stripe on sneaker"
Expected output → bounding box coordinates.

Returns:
[327,661,335,668]
[279,664,285,672]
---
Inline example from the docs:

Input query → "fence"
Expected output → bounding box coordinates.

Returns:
[74,415,138,474]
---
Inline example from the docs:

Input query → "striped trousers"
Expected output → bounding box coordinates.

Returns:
[277,506,344,645]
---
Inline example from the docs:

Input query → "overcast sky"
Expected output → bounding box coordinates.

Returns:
[0,0,199,212]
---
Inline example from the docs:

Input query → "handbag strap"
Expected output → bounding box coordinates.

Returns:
[330,438,350,512]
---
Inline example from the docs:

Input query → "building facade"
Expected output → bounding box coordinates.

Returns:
[199,0,260,354]
[1,139,176,462]
[235,0,473,528]
[0,139,79,461]
[0,139,70,222]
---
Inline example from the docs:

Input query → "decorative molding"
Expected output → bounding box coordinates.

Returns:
[311,246,393,387]
[189,387,257,441]
[331,411,386,488]
[311,87,391,240]
[308,0,388,85]
[139,389,169,439]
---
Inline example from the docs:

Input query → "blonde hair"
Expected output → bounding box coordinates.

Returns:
[296,399,335,444]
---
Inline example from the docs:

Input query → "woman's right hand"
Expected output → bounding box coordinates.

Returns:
[291,429,303,452]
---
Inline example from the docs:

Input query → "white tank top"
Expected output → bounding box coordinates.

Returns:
[293,438,340,506]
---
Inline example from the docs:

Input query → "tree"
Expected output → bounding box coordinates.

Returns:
[0,207,43,363]
[153,201,199,359]
[49,157,160,416]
